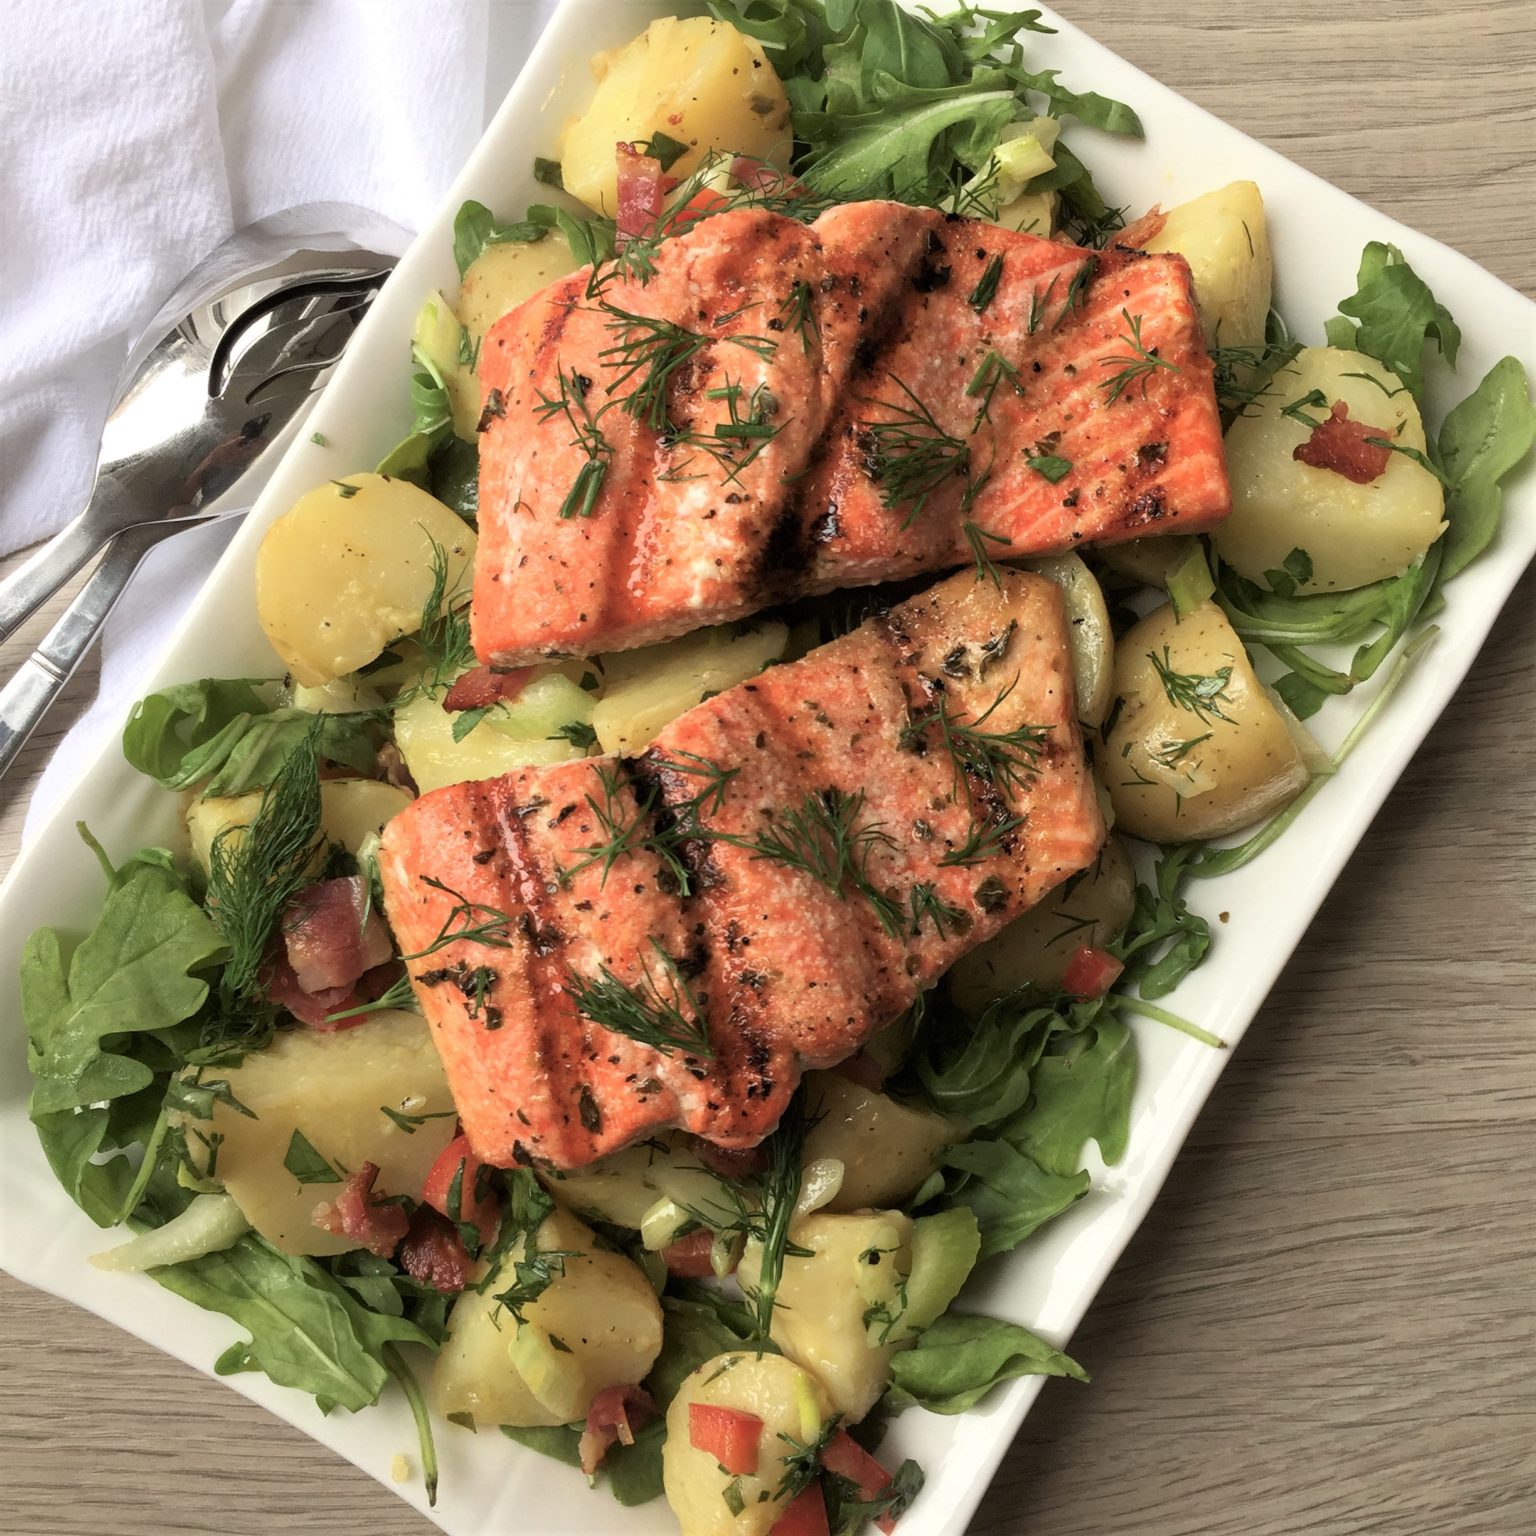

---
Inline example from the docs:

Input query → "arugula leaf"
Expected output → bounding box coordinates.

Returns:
[155,1233,435,1412]
[1004,1018,1134,1176]
[941,1138,1089,1257]
[452,198,548,276]
[1434,356,1536,583]
[24,836,228,1226]
[885,1312,1086,1413]
[501,1417,666,1506]
[1335,242,1460,397]
[123,679,377,796]
[1003,64,1142,136]
[428,434,480,524]
[526,203,617,269]
[914,994,1058,1128]
[648,1293,766,1407]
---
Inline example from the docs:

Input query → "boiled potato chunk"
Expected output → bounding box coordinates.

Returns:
[457,235,581,350]
[1105,601,1308,842]
[947,835,1135,1009]
[256,474,474,687]
[1094,533,1202,589]
[1022,552,1113,728]
[434,1208,664,1428]
[663,1351,834,1536]
[186,778,412,877]
[739,1212,913,1424]
[1215,347,1447,592]
[801,1073,956,1211]
[1131,181,1272,350]
[394,681,581,795]
[186,1011,455,1257]
[561,17,792,217]
[591,621,788,756]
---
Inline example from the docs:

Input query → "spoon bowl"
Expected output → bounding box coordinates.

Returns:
[0,202,407,645]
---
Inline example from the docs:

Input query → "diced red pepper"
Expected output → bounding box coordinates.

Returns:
[688,1402,764,1476]
[1292,400,1393,485]
[443,664,535,712]
[578,1384,658,1476]
[422,1134,499,1249]
[661,1228,723,1280]
[670,188,730,234]
[821,1432,904,1532]
[312,1162,410,1258]
[770,1483,832,1536]
[1061,944,1125,1000]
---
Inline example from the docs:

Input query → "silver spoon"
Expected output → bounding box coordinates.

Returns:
[0,201,407,646]
[0,203,408,782]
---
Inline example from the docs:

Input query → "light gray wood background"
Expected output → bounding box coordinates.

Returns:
[1,2,1532,1533]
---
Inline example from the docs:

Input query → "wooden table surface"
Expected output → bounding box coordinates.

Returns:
[2,2,1533,1533]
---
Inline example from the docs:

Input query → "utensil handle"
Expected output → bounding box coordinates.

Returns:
[0,523,170,784]
[0,478,144,647]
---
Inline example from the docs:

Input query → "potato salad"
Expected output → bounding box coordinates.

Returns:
[20,4,1533,1535]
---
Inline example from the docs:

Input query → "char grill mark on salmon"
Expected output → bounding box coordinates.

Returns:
[381,569,1105,1170]
[473,201,1230,668]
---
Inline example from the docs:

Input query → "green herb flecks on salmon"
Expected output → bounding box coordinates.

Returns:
[381,569,1104,1170]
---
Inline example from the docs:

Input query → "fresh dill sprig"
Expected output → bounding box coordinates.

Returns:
[938,810,1026,868]
[551,719,598,750]
[323,973,419,1024]
[1153,732,1214,769]
[1280,388,1330,428]
[736,788,904,937]
[1147,648,1235,723]
[1099,309,1181,404]
[205,724,325,997]
[598,304,776,435]
[965,349,1024,430]
[660,379,784,485]
[962,519,1010,588]
[402,877,516,960]
[408,535,476,695]
[775,279,820,352]
[908,881,969,939]
[1027,275,1061,335]
[1054,256,1098,328]
[968,253,1004,313]
[564,940,713,1057]
[859,375,977,526]
[532,366,612,519]
[561,763,665,888]
[901,678,1052,800]
[742,1097,807,1342]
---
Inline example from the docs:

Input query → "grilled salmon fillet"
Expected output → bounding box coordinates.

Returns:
[473,201,1228,665]
[381,569,1104,1170]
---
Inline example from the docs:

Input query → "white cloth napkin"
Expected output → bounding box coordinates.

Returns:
[6,0,561,839]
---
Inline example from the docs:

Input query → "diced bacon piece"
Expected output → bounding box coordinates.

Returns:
[397,1205,473,1294]
[691,1140,769,1180]
[283,877,393,994]
[1292,399,1393,484]
[422,1134,499,1249]
[615,143,670,245]
[312,1162,409,1258]
[731,154,806,198]
[689,1402,763,1475]
[258,953,397,1030]
[578,1384,658,1476]
[442,664,534,712]
[661,1230,719,1279]
[1117,205,1169,250]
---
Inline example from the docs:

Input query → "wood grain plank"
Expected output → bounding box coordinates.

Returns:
[1,3,1531,1534]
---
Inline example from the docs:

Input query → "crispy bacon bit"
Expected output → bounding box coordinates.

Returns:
[615,143,674,245]
[661,1229,720,1279]
[258,953,398,1030]
[1292,400,1393,485]
[578,1385,658,1477]
[691,1139,769,1180]
[443,664,535,713]
[313,1162,409,1257]
[397,1205,472,1294]
[1116,205,1168,251]
[283,877,393,994]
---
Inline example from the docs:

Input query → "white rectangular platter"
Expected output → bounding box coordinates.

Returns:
[1,2,1532,1533]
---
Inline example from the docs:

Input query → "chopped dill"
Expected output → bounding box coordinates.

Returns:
[1147,648,1235,724]
[563,940,713,1057]
[1099,310,1181,404]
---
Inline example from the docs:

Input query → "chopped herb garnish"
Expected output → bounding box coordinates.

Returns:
[901,678,1051,799]
[968,253,1004,312]
[1147,648,1235,724]
[1026,453,1073,483]
[532,366,612,520]
[1099,310,1180,404]
[860,375,978,525]
[563,940,713,1058]
[283,1128,343,1185]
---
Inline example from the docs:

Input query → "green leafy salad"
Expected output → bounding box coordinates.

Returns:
[19,2,1534,1533]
